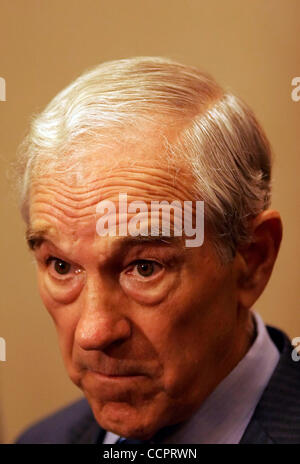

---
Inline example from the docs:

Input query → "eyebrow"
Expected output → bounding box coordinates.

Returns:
[113,235,183,248]
[26,226,58,250]
[26,225,184,252]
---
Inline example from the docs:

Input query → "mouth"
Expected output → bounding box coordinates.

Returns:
[81,366,157,402]
[87,368,146,380]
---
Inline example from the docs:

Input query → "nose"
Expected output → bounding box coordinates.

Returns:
[74,276,131,351]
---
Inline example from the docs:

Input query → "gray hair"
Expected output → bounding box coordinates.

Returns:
[16,56,272,261]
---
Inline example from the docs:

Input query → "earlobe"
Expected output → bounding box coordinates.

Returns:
[236,210,283,309]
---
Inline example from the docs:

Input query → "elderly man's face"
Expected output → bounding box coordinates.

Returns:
[28,136,251,440]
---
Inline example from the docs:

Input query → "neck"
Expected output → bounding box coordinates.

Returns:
[229,308,257,375]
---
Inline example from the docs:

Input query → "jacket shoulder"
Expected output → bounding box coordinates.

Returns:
[15,398,93,444]
[240,325,300,444]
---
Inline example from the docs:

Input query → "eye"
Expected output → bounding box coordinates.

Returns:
[127,260,163,279]
[41,255,85,303]
[136,261,155,277]
[51,258,70,275]
[45,256,79,279]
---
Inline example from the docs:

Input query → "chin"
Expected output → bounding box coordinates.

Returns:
[87,395,166,440]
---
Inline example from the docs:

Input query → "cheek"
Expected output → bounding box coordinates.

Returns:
[42,271,85,305]
[149,268,236,397]
[37,271,79,362]
[119,270,180,305]
[36,266,86,329]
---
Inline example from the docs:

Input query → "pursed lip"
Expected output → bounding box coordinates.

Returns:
[87,367,146,379]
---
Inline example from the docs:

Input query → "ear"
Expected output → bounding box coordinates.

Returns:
[235,210,283,310]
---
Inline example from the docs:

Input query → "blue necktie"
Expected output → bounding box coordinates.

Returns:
[112,422,180,444]
[116,436,153,444]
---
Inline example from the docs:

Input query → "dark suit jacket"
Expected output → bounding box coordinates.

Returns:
[16,325,300,444]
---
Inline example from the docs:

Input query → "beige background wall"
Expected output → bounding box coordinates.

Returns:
[0,0,299,444]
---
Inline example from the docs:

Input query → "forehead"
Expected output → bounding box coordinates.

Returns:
[28,136,195,244]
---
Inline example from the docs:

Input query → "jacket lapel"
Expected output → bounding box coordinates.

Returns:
[69,409,105,444]
[240,325,300,444]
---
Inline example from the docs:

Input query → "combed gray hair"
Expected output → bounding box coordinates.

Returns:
[16,56,272,261]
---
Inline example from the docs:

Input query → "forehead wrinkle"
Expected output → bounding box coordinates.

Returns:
[31,166,194,224]
[33,137,192,196]
[37,164,190,197]
[33,159,189,192]
[31,186,103,212]
[53,162,181,187]
[31,206,99,228]
[29,143,197,250]
[96,178,190,202]
[87,163,192,199]
[31,179,104,203]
